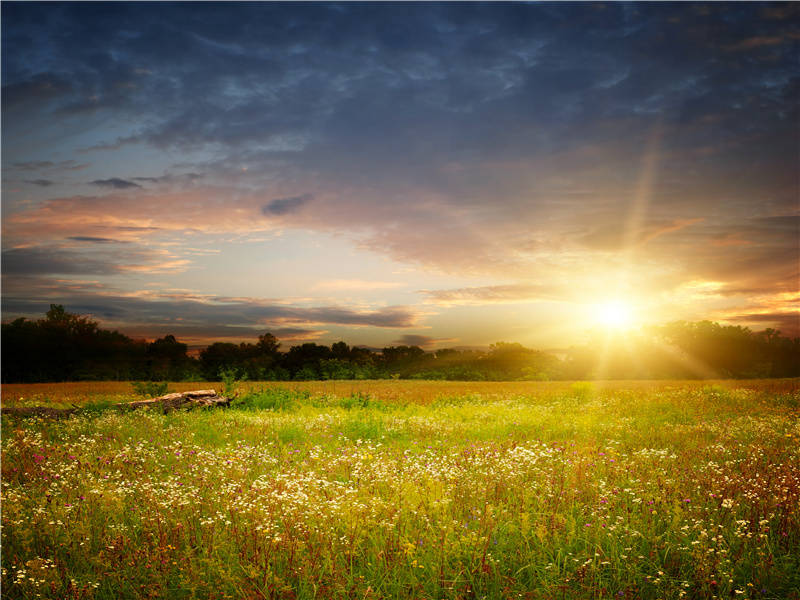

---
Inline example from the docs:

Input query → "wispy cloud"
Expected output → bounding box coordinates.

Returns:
[393,334,458,348]
[132,173,204,185]
[579,218,704,251]
[713,291,800,336]
[2,247,118,276]
[89,178,141,189]
[1,280,425,335]
[11,160,89,172]
[314,279,405,291]
[2,245,191,276]
[421,284,560,306]
[67,236,126,244]
[262,194,313,216]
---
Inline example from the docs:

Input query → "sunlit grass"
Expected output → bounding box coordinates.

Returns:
[2,381,799,599]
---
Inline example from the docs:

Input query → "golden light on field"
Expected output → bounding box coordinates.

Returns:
[593,299,635,329]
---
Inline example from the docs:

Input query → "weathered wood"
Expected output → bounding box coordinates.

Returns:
[2,389,230,419]
[125,389,230,412]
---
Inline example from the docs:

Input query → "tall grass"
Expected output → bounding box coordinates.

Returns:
[2,381,798,599]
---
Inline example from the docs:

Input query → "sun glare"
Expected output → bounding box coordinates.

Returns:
[594,300,635,329]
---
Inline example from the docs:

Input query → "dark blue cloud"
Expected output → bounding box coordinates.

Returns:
[0,285,422,331]
[67,236,122,243]
[3,4,795,195]
[89,178,141,189]
[262,194,313,216]
[2,246,118,275]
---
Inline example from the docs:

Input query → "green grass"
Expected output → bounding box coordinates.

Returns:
[2,381,799,599]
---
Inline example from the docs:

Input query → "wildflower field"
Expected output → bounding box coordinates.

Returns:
[2,380,799,599]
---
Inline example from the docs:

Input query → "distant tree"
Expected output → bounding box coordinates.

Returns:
[482,342,560,380]
[376,346,426,377]
[282,343,333,378]
[320,358,354,380]
[257,333,281,355]
[148,335,190,380]
[2,306,797,382]
[331,341,350,360]
[1,317,44,382]
[200,343,241,380]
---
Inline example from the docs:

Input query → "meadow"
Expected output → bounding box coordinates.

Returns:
[2,380,799,599]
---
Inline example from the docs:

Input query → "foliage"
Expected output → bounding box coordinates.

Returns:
[3,307,799,383]
[218,367,240,398]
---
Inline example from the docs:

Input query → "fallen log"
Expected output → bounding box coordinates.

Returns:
[2,389,231,419]
[125,389,231,412]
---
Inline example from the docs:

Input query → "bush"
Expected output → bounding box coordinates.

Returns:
[219,368,240,397]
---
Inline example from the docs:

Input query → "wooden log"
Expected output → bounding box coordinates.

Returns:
[125,390,230,412]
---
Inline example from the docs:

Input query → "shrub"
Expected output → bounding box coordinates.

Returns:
[219,368,240,397]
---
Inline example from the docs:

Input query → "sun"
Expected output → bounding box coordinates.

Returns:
[593,299,635,329]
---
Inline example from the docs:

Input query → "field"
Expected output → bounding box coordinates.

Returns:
[2,380,799,599]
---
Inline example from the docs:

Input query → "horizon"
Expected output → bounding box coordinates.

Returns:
[2,3,798,349]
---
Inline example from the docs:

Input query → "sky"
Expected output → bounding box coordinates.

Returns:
[2,2,798,350]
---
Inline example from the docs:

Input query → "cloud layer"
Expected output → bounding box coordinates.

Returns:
[2,3,798,341]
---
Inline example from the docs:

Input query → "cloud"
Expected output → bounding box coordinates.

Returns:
[24,179,54,186]
[2,73,72,110]
[1,245,190,276]
[672,216,799,294]
[314,279,405,291]
[393,334,458,348]
[262,194,313,216]
[117,259,191,274]
[721,312,800,337]
[11,160,89,172]
[2,247,119,276]
[579,218,704,251]
[712,291,800,336]
[725,35,790,52]
[89,178,142,189]
[2,190,269,245]
[12,161,58,171]
[421,284,560,306]
[1,3,797,343]
[67,236,125,243]
[119,324,326,344]
[1,283,424,344]
[132,172,204,184]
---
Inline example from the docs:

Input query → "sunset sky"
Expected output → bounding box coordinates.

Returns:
[2,2,798,350]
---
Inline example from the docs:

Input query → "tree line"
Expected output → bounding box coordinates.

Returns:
[2,305,798,383]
